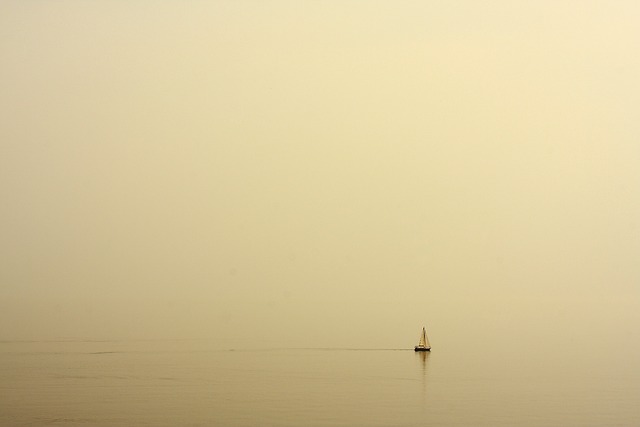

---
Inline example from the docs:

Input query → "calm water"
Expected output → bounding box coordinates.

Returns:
[1,340,638,426]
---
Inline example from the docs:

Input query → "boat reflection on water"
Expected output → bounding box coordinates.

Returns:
[416,348,431,403]
[416,349,429,365]
[416,349,430,377]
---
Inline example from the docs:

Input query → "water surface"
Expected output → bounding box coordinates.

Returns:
[0,340,637,426]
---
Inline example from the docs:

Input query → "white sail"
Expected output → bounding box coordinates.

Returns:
[416,328,431,350]
[418,328,426,346]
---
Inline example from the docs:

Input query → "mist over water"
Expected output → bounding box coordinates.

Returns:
[1,1,639,425]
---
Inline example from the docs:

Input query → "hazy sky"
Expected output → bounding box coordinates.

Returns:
[1,1,639,350]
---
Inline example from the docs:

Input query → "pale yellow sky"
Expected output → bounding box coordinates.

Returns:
[1,1,639,350]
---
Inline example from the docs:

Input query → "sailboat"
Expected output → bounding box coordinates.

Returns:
[414,326,431,352]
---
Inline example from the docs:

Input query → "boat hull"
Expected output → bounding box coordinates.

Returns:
[414,346,431,352]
